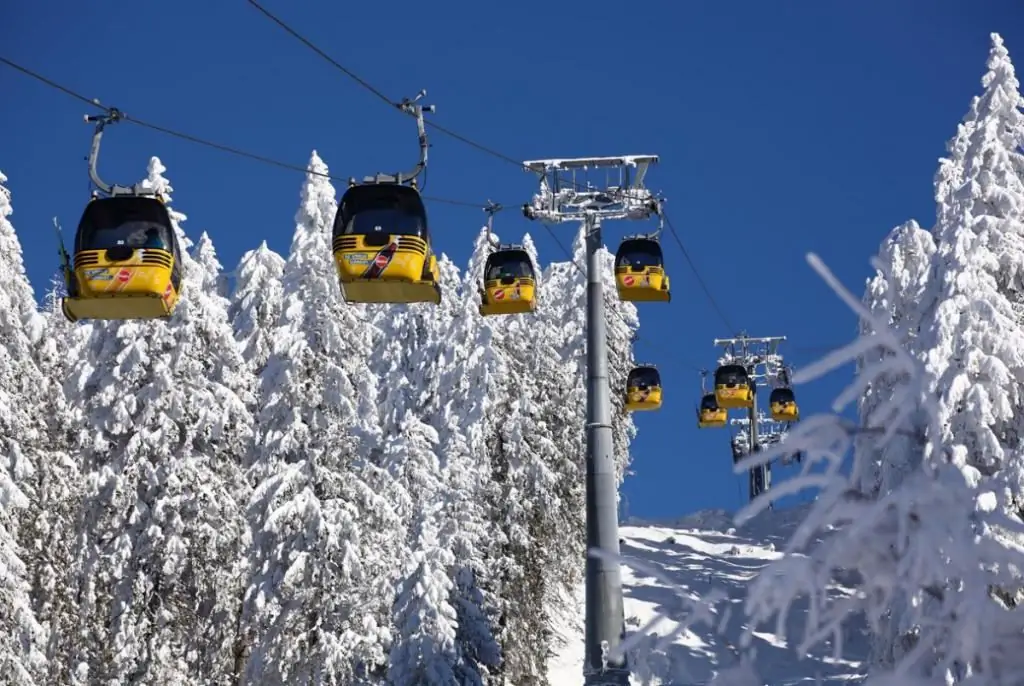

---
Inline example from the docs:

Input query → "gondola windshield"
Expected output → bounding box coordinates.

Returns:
[715,364,747,385]
[700,393,719,410]
[770,387,795,403]
[336,185,428,239]
[77,198,173,253]
[628,366,659,388]
[485,251,533,281]
[616,239,663,269]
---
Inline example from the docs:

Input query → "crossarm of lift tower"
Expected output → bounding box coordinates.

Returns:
[520,155,662,224]
[713,335,788,380]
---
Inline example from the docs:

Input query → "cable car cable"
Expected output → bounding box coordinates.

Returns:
[245,0,594,193]
[0,55,487,210]
[662,209,737,335]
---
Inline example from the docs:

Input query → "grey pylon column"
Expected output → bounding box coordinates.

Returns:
[582,215,630,685]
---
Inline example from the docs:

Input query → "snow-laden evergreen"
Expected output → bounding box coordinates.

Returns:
[0,170,49,684]
[856,219,936,497]
[243,151,391,683]
[729,33,1024,686]
[229,241,286,378]
[67,157,256,683]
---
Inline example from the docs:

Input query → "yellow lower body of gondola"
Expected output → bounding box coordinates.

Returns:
[615,270,670,303]
[715,386,753,410]
[625,386,662,411]
[62,265,178,321]
[334,250,441,305]
[697,409,728,428]
[479,280,536,316]
[770,402,800,422]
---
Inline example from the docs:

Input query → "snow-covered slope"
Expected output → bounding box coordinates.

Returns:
[548,506,868,685]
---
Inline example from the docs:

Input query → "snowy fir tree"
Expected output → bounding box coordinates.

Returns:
[0,169,49,684]
[242,151,391,684]
[229,240,285,378]
[66,157,256,683]
[717,33,1024,686]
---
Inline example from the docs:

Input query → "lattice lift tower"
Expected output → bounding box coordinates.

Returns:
[713,334,799,503]
[522,154,660,686]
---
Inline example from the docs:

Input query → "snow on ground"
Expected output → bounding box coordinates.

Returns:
[548,505,868,685]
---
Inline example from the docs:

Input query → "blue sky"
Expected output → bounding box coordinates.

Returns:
[2,1,1021,519]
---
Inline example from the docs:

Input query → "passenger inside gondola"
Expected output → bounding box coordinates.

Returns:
[486,254,532,281]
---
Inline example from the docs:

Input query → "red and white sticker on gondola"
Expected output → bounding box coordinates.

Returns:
[117,269,132,283]
[374,254,390,268]
[494,289,505,300]
[623,275,635,286]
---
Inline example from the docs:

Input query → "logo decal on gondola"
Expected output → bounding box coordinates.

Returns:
[85,268,112,281]
[362,242,399,279]
[116,269,132,283]
[511,285,521,300]
[494,289,505,300]
[623,275,635,287]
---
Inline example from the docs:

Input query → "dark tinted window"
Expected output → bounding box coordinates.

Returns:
[628,367,659,388]
[77,197,173,253]
[485,252,533,281]
[715,364,748,386]
[700,394,720,411]
[770,388,795,404]
[616,239,663,269]
[336,185,428,238]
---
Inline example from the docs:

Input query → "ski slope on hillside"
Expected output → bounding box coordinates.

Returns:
[548,506,868,685]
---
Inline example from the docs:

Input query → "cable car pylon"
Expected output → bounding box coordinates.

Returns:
[522,153,660,686]
[710,333,801,505]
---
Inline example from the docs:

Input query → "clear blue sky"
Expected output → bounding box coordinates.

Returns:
[2,0,1021,519]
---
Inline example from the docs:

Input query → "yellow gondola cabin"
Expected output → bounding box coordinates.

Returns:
[331,183,441,304]
[479,246,537,316]
[60,110,183,323]
[697,393,727,428]
[330,91,441,305]
[614,235,670,303]
[714,363,753,409]
[769,387,800,422]
[62,195,182,323]
[625,365,662,411]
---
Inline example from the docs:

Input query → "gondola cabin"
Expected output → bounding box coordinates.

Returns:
[697,393,728,428]
[769,387,800,422]
[331,183,441,305]
[625,365,662,411]
[61,195,182,322]
[614,236,670,303]
[479,247,537,316]
[714,364,753,409]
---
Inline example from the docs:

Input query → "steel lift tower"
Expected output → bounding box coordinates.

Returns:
[713,333,790,503]
[522,154,660,685]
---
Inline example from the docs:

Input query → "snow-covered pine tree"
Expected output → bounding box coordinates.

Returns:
[68,157,255,684]
[228,241,285,378]
[737,252,1024,686]
[918,32,1024,492]
[34,273,90,683]
[856,220,936,497]
[243,151,391,684]
[432,249,503,682]
[734,35,1024,685]
[384,411,467,685]
[0,169,50,684]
